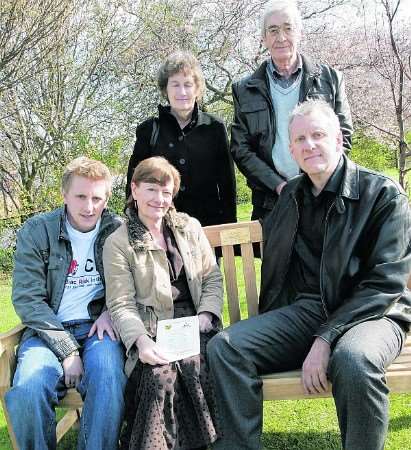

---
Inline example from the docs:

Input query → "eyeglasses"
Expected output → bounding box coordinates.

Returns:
[265,24,296,38]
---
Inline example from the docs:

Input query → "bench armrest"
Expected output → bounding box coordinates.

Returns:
[0,323,26,392]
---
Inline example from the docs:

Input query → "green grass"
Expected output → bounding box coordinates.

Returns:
[237,202,253,221]
[1,201,411,449]
[0,279,17,332]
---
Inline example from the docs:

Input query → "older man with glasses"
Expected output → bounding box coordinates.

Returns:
[230,0,353,221]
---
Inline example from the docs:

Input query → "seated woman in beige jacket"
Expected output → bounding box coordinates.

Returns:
[103,156,223,450]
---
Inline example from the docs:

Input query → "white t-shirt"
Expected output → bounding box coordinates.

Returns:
[57,219,104,322]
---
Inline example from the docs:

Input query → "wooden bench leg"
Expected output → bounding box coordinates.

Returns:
[56,408,81,443]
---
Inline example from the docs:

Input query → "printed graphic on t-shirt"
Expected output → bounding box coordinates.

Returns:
[65,258,101,290]
[57,218,103,322]
[68,259,79,276]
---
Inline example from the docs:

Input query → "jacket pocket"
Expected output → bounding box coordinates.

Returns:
[240,101,270,134]
[136,304,157,336]
[240,101,267,113]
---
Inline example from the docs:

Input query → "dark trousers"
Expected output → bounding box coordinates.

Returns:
[207,297,405,450]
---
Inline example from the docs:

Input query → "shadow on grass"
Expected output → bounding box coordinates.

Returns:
[261,414,411,449]
[389,414,411,432]
[262,430,341,449]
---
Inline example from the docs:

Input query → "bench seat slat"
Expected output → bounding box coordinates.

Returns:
[59,389,84,408]
[261,368,411,400]
[394,356,411,364]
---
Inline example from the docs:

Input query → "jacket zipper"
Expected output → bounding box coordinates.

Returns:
[319,200,336,319]
[275,195,300,297]
[300,74,315,101]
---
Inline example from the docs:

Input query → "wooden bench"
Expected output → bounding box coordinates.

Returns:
[204,221,411,400]
[1,220,411,449]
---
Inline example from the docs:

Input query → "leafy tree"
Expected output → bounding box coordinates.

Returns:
[348,0,410,188]
[0,0,73,93]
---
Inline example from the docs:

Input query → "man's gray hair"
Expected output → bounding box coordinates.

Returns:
[289,99,340,134]
[260,0,302,37]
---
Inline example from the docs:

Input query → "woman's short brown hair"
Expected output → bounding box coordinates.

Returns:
[158,51,205,103]
[127,157,181,210]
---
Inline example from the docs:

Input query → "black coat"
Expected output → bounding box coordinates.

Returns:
[260,155,411,346]
[231,55,353,215]
[126,104,237,226]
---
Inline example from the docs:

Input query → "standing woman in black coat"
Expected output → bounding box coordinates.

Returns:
[126,51,236,226]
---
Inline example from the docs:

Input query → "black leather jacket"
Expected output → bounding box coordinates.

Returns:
[260,156,411,346]
[231,55,353,213]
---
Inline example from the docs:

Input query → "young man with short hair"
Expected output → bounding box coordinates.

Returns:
[5,156,126,450]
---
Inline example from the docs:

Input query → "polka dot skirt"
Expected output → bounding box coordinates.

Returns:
[120,303,220,450]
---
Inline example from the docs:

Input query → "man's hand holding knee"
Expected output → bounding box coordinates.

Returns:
[302,337,331,395]
[63,352,83,388]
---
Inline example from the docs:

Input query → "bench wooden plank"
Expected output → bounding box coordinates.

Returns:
[60,390,83,409]
[205,221,263,247]
[221,244,241,323]
[56,409,80,443]
[240,242,259,318]
[261,368,411,401]
[390,364,411,371]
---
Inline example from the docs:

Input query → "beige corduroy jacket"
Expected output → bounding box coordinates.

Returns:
[103,208,223,376]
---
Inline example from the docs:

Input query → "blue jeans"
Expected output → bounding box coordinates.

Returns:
[5,320,126,450]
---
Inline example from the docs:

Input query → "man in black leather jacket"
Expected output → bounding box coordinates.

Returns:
[231,0,353,220]
[208,100,411,450]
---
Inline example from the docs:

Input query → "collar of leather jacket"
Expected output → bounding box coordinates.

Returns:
[286,155,360,214]
[245,54,323,89]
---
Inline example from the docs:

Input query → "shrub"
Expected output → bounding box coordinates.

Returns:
[108,175,127,216]
[350,132,395,172]
[236,169,251,205]
[0,248,14,274]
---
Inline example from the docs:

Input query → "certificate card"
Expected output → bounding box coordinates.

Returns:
[156,315,200,362]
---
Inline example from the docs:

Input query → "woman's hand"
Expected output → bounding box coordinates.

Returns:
[88,310,119,341]
[136,334,169,365]
[198,312,213,333]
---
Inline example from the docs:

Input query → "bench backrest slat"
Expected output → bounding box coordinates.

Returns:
[204,221,262,324]
[221,245,241,323]
[240,242,259,317]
